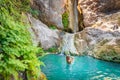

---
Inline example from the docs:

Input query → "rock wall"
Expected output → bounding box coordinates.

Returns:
[60,27,120,62]
[29,0,120,62]
[80,27,120,62]
[78,0,120,28]
[31,0,66,29]
[28,14,60,50]
[31,0,85,32]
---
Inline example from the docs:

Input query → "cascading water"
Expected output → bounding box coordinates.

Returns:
[60,33,78,55]
[74,0,79,32]
[67,0,80,33]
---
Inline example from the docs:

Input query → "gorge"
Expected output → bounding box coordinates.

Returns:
[0,0,120,80]
[31,0,120,62]
[30,0,120,79]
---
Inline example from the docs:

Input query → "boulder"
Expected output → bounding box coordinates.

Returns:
[27,14,60,50]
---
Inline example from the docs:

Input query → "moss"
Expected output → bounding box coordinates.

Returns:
[94,44,120,62]
[29,8,39,18]
[62,11,69,29]
[49,25,57,30]
[44,46,59,53]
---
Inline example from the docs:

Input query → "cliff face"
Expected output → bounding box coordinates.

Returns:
[28,14,60,50]
[30,0,120,62]
[31,0,120,30]
[31,0,85,32]
[31,0,66,29]
[76,0,120,62]
[78,0,120,28]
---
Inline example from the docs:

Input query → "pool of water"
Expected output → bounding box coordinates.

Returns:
[40,54,120,80]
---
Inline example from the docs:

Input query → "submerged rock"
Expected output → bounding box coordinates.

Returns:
[28,14,60,50]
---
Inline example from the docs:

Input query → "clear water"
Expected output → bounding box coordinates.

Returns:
[40,54,120,80]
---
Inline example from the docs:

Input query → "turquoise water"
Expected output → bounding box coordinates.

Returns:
[40,54,120,80]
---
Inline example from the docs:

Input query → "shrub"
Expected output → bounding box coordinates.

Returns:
[62,11,69,29]
[44,46,59,53]
[0,0,44,80]
[29,8,39,18]
[49,25,57,30]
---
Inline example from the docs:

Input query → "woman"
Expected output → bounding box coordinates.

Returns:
[66,55,74,64]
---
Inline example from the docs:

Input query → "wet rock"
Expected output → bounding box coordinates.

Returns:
[59,32,88,55]
[74,32,88,54]
[28,14,60,50]
[60,33,79,55]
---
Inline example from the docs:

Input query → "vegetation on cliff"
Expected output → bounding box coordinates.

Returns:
[0,0,44,80]
[62,11,69,29]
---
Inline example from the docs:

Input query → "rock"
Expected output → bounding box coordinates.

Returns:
[74,32,88,54]
[76,0,120,62]
[78,0,120,28]
[39,72,47,80]
[66,27,120,62]
[59,32,88,55]
[27,14,60,50]
[79,27,120,62]
[31,0,66,29]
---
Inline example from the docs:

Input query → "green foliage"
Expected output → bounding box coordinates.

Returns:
[29,8,39,18]
[0,0,44,80]
[49,25,57,30]
[44,47,59,53]
[62,11,69,29]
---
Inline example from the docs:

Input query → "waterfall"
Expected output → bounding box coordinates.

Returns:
[67,0,79,33]
[74,0,79,32]
[60,33,78,55]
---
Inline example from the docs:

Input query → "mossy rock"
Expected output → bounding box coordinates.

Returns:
[44,46,59,53]
[94,44,120,62]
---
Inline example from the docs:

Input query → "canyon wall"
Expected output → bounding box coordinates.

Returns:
[30,0,120,62]
[31,0,66,29]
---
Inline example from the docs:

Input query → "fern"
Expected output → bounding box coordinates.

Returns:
[0,0,44,80]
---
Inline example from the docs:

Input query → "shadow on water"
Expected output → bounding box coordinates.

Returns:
[40,54,120,80]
